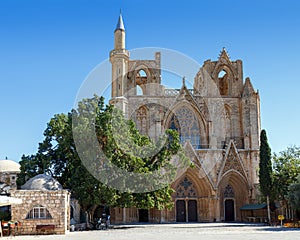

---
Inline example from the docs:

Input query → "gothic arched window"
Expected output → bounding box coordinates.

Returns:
[218,69,229,95]
[169,107,201,149]
[136,69,147,95]
[136,106,148,135]
[136,85,143,96]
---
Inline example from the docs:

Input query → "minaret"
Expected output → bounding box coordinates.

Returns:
[109,12,129,115]
[114,12,125,50]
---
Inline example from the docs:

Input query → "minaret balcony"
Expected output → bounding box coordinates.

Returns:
[110,49,130,58]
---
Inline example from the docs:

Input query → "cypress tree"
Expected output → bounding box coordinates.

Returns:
[259,129,273,224]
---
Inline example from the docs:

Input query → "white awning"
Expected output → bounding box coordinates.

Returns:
[0,196,22,207]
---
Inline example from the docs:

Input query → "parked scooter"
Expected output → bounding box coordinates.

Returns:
[95,213,110,230]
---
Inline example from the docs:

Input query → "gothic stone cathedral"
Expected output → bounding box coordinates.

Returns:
[109,14,261,223]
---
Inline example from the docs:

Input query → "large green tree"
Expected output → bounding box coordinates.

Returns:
[272,146,300,218]
[287,176,300,215]
[272,146,300,201]
[18,95,188,216]
[259,129,273,223]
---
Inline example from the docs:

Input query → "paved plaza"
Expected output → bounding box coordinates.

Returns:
[8,223,300,240]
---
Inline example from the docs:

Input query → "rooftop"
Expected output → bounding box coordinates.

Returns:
[0,159,20,173]
[21,174,63,191]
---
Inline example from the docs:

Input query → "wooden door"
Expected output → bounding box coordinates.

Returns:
[176,200,186,222]
[188,200,197,222]
[225,199,235,221]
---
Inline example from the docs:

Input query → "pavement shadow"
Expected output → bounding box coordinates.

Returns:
[112,225,146,230]
[258,227,300,232]
[171,223,265,229]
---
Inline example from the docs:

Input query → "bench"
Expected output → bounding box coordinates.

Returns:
[36,224,55,234]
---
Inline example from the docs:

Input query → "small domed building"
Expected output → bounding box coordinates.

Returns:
[10,174,70,235]
[0,159,20,190]
[21,174,63,191]
[0,160,21,225]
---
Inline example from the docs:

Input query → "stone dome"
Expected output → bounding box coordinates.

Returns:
[0,160,20,173]
[21,174,63,191]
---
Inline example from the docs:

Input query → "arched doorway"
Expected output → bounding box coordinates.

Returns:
[223,184,235,222]
[175,199,198,222]
[224,199,235,221]
[218,169,249,222]
[175,176,198,222]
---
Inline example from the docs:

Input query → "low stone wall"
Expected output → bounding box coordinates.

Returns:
[10,190,70,235]
[110,207,175,224]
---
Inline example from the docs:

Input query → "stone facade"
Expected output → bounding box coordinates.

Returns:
[10,190,70,235]
[109,14,261,223]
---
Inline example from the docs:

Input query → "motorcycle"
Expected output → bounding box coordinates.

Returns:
[95,213,110,230]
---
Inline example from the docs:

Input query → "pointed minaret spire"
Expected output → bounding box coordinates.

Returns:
[113,11,126,50]
[110,11,129,102]
[115,10,125,32]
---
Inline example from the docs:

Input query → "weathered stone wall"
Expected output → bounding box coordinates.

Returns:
[110,207,175,224]
[10,190,70,235]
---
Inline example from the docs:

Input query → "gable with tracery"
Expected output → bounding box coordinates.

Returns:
[219,141,247,180]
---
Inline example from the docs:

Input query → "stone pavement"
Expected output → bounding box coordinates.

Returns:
[8,223,300,240]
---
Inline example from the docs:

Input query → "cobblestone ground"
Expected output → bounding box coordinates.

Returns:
[10,223,300,240]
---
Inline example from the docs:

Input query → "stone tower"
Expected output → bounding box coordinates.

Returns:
[109,12,129,114]
[109,14,261,223]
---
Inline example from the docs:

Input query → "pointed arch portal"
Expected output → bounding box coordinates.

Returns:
[175,176,198,222]
[224,184,235,222]
[225,199,235,221]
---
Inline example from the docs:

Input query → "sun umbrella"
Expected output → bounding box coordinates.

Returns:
[0,196,22,207]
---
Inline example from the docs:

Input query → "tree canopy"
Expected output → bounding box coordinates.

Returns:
[287,176,300,212]
[272,146,300,202]
[17,95,188,211]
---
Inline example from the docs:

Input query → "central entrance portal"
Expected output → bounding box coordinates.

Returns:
[224,199,235,221]
[175,176,199,222]
[176,199,198,222]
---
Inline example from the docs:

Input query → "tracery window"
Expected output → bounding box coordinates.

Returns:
[136,106,148,135]
[176,177,197,197]
[169,107,200,149]
[224,184,235,198]
[26,205,52,219]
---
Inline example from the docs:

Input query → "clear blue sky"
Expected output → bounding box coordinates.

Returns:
[0,0,299,162]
